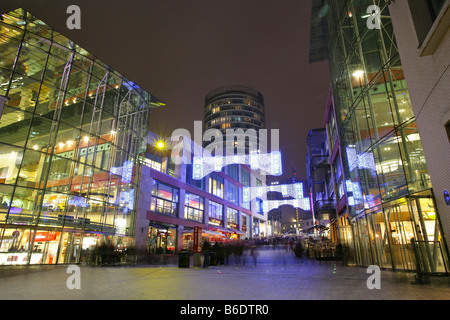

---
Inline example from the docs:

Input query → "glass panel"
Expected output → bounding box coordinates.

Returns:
[0,144,24,186]
[367,210,392,269]
[384,202,416,271]
[0,228,33,265]
[0,184,14,222]
[30,230,61,264]
[0,105,33,147]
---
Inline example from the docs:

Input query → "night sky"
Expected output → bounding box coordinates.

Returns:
[2,0,331,182]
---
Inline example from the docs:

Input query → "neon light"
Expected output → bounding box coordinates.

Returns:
[271,151,282,176]
[245,183,305,201]
[68,196,89,208]
[122,161,133,183]
[263,198,311,212]
[192,151,283,180]
[192,156,203,180]
[346,146,376,172]
[110,160,134,183]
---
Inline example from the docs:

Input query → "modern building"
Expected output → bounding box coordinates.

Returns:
[387,0,450,252]
[0,8,165,265]
[306,128,335,238]
[308,0,449,273]
[203,85,266,155]
[134,132,269,254]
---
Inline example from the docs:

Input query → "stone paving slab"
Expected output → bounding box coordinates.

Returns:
[0,249,449,301]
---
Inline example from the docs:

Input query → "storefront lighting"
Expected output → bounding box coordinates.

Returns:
[352,70,364,78]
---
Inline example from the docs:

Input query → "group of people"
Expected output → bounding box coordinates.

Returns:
[201,240,260,268]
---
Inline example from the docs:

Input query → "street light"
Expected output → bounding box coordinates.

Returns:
[156,140,166,150]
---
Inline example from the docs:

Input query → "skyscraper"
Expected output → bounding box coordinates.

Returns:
[203,85,266,155]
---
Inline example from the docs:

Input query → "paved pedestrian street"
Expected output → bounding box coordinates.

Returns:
[1,247,449,302]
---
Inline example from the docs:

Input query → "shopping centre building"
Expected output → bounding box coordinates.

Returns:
[134,131,270,254]
[308,0,449,273]
[0,8,165,265]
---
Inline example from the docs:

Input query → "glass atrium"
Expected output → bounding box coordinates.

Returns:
[0,9,164,265]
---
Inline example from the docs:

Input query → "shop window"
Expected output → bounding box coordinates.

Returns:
[184,192,204,222]
[209,201,223,226]
[227,207,239,229]
[225,182,239,205]
[256,198,263,214]
[150,180,179,217]
[240,167,250,186]
[209,173,224,198]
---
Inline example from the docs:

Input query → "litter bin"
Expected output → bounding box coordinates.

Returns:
[209,252,217,266]
[178,250,190,268]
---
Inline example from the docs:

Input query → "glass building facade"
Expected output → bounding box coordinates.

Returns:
[309,0,449,273]
[0,9,164,265]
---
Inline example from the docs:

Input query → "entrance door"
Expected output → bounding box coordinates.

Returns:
[384,203,415,271]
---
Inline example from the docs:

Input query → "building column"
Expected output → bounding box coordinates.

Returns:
[136,166,153,254]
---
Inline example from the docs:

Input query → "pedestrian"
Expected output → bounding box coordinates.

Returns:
[203,241,211,268]
[251,245,259,266]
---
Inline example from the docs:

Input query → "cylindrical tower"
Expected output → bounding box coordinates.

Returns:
[203,85,266,155]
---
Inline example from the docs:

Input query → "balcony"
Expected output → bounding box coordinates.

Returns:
[314,200,336,221]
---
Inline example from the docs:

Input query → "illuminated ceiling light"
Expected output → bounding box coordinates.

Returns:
[352,70,364,78]
[66,140,73,147]
[59,142,65,148]
[83,136,89,143]
[32,145,39,150]
[110,130,116,135]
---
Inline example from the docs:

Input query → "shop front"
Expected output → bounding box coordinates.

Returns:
[351,191,449,273]
[148,223,177,254]
[181,228,224,252]
[0,227,132,265]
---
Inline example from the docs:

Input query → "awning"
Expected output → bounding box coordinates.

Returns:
[209,226,246,236]
[182,229,224,237]
[203,229,225,237]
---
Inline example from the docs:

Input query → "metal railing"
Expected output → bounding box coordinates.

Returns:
[411,238,449,283]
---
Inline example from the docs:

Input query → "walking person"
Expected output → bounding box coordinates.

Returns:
[251,245,259,266]
[203,241,211,268]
